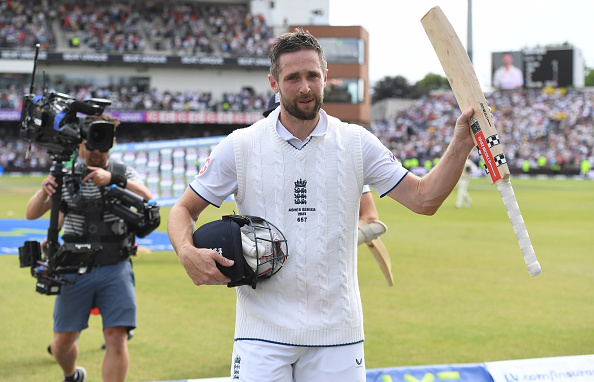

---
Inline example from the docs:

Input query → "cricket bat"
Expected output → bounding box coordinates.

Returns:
[366,238,394,286]
[421,6,541,277]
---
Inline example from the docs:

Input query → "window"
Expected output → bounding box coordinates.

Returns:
[324,78,364,104]
[318,38,364,64]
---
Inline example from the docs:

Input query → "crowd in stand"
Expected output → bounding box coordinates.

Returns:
[0,135,50,171]
[1,82,270,113]
[1,0,274,56]
[0,85,21,109]
[57,83,269,113]
[2,1,591,176]
[2,88,593,176]
[213,5,273,57]
[0,0,56,50]
[141,2,273,56]
[369,89,594,173]
[0,83,271,172]
[59,1,145,52]
[141,2,212,54]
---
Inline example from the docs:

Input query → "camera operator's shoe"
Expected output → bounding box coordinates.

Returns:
[63,366,87,382]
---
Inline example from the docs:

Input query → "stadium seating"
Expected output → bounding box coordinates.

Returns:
[2,88,593,176]
[369,89,594,174]
[0,0,56,50]
[0,2,591,176]
[58,1,145,52]
[0,0,275,56]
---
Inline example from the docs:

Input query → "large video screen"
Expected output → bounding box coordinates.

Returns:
[491,48,575,89]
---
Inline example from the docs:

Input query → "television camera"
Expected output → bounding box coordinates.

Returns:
[19,46,114,162]
[18,44,160,295]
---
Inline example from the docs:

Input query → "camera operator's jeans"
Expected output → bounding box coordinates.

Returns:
[53,260,136,332]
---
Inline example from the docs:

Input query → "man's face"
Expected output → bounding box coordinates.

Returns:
[83,140,109,168]
[270,49,327,121]
[503,53,513,65]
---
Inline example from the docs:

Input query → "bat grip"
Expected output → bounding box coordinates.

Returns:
[497,179,541,276]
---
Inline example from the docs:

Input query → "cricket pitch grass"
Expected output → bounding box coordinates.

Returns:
[1,175,592,381]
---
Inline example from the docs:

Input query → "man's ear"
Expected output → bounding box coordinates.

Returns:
[268,74,279,93]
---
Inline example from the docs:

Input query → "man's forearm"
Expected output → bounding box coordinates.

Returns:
[26,190,51,219]
[417,138,474,213]
[125,180,153,201]
[167,204,197,256]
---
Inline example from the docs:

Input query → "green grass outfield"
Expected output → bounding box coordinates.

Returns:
[1,175,593,382]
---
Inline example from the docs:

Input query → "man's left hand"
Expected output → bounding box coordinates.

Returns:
[82,166,111,187]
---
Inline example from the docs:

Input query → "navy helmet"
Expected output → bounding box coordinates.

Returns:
[262,93,280,117]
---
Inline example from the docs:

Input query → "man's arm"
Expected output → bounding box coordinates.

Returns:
[125,179,152,201]
[167,187,234,286]
[82,165,153,200]
[26,175,57,219]
[387,108,476,215]
[359,191,379,224]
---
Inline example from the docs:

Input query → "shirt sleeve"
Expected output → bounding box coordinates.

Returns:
[360,127,409,197]
[125,164,143,183]
[189,134,238,207]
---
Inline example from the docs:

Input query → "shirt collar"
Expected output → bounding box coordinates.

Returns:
[275,109,328,149]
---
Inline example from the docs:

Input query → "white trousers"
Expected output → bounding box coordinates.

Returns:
[456,178,471,207]
[230,340,366,382]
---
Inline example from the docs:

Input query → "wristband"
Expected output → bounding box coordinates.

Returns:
[35,190,50,203]
[110,173,128,188]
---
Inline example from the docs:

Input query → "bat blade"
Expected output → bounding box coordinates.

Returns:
[421,6,541,277]
[366,238,394,286]
[421,6,508,184]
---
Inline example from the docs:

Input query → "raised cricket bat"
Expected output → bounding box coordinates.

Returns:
[421,6,541,277]
[366,238,394,286]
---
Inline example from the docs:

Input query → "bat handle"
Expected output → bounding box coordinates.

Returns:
[497,179,542,277]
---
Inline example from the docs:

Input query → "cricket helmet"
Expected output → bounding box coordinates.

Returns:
[193,214,288,289]
[262,93,280,117]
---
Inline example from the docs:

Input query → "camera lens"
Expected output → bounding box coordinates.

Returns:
[91,127,105,142]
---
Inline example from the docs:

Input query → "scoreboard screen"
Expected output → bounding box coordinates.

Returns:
[522,48,574,88]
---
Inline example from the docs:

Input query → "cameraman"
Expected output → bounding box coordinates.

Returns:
[25,115,152,382]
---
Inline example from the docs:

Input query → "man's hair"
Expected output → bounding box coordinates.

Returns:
[83,114,121,132]
[269,28,327,80]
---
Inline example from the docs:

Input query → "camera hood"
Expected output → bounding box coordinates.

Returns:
[81,121,115,152]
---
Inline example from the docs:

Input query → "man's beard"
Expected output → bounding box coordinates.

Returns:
[280,92,323,121]
[87,154,108,168]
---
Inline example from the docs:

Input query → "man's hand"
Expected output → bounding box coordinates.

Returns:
[82,166,112,187]
[177,244,234,286]
[452,107,477,152]
[358,219,387,246]
[41,174,58,196]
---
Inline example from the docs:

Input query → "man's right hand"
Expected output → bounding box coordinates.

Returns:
[177,244,234,286]
[41,174,58,197]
